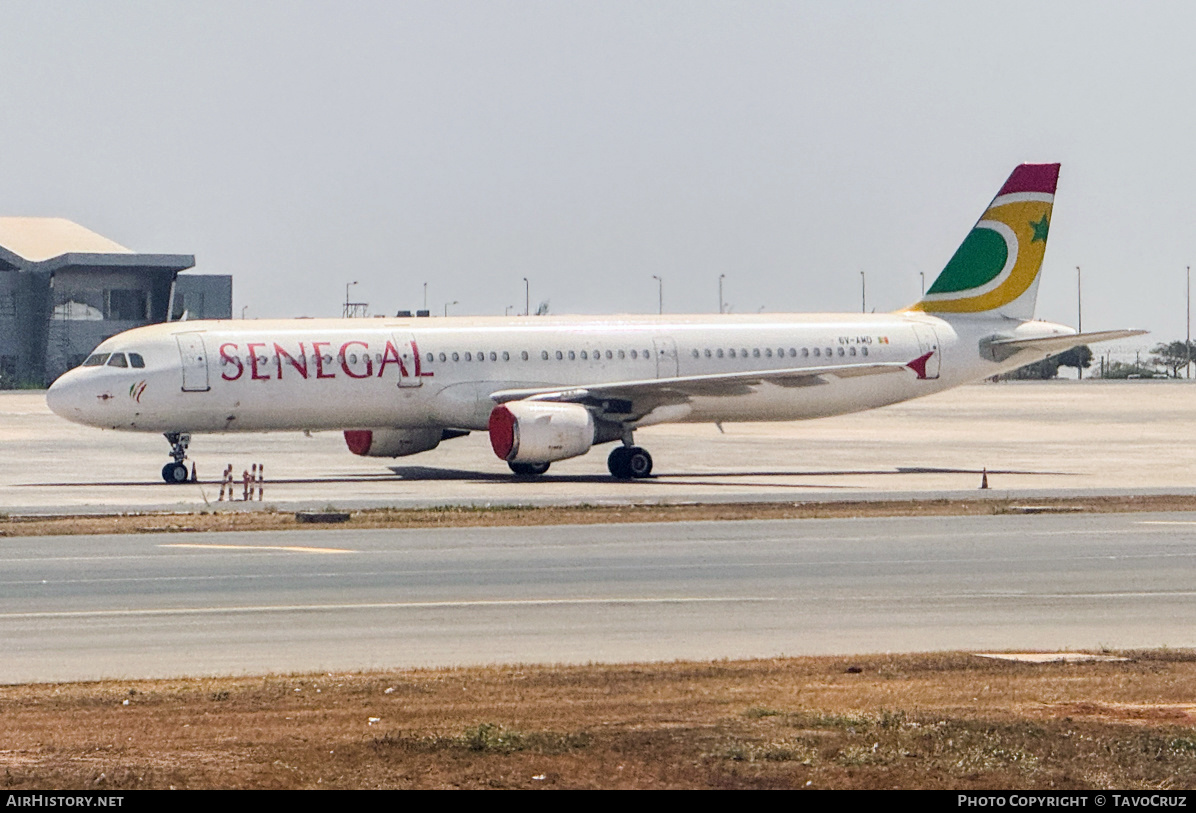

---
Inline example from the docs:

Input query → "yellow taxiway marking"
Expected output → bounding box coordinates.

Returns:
[159,543,355,554]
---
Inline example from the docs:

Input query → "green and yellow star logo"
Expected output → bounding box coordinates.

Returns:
[1029,214,1050,243]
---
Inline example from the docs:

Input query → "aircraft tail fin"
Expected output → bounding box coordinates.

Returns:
[907,163,1060,321]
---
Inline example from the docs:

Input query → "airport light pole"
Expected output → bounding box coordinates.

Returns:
[860,271,866,313]
[423,282,428,311]
[652,275,663,314]
[444,300,458,317]
[920,271,925,297]
[523,277,529,316]
[1076,266,1082,380]
[345,281,358,319]
[719,274,726,314]
[1187,266,1191,379]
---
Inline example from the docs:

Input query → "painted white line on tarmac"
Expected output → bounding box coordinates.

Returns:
[159,543,355,554]
[0,596,776,620]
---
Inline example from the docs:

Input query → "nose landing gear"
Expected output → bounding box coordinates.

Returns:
[162,432,191,484]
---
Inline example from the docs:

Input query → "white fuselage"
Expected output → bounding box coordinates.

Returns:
[45,312,1072,436]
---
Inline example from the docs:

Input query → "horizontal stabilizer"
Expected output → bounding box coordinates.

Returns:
[983,329,1147,362]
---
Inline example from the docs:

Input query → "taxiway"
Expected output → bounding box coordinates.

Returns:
[2,511,1193,682]
[5,380,1196,514]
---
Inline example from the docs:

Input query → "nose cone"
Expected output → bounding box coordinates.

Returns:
[46,369,92,425]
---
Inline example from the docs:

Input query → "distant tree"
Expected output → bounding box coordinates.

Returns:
[997,346,1093,380]
[1056,345,1093,373]
[999,356,1061,380]
[1149,340,1196,378]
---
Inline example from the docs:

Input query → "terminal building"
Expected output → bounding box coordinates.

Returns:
[0,217,231,387]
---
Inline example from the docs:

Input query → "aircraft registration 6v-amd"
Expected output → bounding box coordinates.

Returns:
[47,163,1143,483]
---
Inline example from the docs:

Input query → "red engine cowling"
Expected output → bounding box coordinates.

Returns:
[488,402,595,464]
[344,428,443,457]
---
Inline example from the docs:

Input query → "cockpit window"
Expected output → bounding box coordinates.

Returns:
[82,353,110,367]
[107,353,128,368]
[129,353,145,368]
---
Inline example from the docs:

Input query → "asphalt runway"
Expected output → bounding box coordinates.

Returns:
[3,512,1195,683]
[6,380,1196,514]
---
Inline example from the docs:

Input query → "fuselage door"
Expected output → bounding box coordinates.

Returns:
[911,324,941,380]
[654,336,679,378]
[392,332,424,388]
[175,333,211,392]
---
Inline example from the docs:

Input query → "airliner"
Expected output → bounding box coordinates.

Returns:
[46,163,1143,483]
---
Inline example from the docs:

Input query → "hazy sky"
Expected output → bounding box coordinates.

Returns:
[0,2,1189,352]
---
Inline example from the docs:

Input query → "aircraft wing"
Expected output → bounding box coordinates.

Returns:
[983,329,1148,362]
[489,361,914,419]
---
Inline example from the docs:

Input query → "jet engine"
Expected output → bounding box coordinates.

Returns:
[488,401,595,464]
[344,428,444,457]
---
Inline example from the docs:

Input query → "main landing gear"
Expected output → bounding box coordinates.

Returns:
[162,432,191,484]
[607,445,652,479]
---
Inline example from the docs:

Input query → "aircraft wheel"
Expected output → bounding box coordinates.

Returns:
[509,461,550,476]
[626,447,653,478]
[162,462,189,484]
[607,446,632,478]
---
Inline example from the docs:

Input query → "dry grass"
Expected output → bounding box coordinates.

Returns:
[6,493,1196,537]
[3,651,1196,789]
